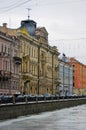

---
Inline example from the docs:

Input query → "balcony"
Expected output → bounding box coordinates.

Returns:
[13,56,22,64]
[0,52,9,57]
[23,54,29,62]
[0,70,11,80]
[21,72,33,80]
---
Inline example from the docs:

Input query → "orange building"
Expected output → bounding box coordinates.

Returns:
[70,58,86,95]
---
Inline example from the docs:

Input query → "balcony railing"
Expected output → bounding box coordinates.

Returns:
[0,70,11,80]
[13,56,22,64]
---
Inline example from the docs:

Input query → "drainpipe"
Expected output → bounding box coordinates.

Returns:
[9,43,12,95]
[63,64,64,95]
[38,46,40,95]
[52,53,54,95]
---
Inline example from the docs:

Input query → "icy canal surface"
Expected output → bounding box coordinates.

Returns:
[0,105,86,130]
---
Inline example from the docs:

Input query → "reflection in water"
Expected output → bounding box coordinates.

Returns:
[0,105,86,130]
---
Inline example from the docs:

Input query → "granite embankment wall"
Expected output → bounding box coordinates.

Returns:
[0,98,86,120]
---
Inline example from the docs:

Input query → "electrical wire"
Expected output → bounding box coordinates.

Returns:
[0,0,85,64]
[0,0,86,14]
[28,0,86,7]
[0,0,23,10]
[0,0,32,13]
[49,37,86,42]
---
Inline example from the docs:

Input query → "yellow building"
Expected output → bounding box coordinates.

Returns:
[0,18,60,95]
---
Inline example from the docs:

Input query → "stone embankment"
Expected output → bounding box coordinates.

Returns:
[0,98,86,120]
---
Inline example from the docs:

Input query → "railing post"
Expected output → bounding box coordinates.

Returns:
[25,97,28,103]
[44,96,46,102]
[13,96,15,104]
[36,96,38,103]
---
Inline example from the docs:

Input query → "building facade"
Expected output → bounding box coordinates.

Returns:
[0,17,60,95]
[0,31,21,95]
[70,58,86,95]
[58,56,73,96]
[17,18,60,95]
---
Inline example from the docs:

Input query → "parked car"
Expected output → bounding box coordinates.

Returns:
[66,94,73,99]
[71,94,78,98]
[15,95,25,102]
[24,94,36,102]
[1,95,13,103]
[0,95,4,103]
[59,94,65,99]
[28,95,36,102]
[43,93,52,100]
[36,95,44,101]
[52,94,59,100]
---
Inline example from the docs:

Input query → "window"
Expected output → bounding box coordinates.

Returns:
[4,61,8,71]
[1,44,3,52]
[32,47,33,57]
[5,45,6,53]
[34,49,35,57]
[8,47,10,55]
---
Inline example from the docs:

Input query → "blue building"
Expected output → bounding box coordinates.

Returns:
[58,55,73,96]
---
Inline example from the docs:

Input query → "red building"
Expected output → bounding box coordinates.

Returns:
[0,31,22,95]
[70,58,86,95]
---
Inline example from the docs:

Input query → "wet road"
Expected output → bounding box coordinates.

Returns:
[0,105,86,130]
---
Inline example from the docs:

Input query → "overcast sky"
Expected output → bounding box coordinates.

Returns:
[0,0,86,64]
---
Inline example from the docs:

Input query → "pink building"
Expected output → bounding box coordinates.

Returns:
[0,31,22,95]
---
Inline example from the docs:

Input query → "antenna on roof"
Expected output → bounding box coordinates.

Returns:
[26,8,31,19]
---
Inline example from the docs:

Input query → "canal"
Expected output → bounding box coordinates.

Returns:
[0,105,86,130]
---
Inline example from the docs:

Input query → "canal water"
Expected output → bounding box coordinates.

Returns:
[0,105,86,130]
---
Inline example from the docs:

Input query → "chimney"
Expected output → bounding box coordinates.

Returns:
[3,23,7,28]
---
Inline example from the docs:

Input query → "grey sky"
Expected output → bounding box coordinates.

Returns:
[0,0,86,64]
